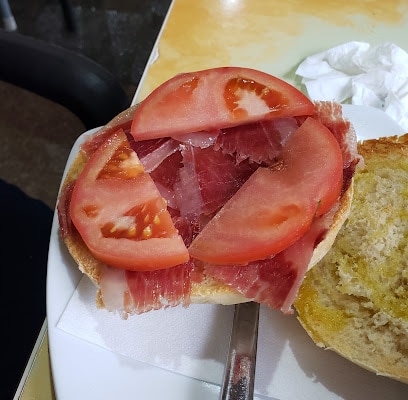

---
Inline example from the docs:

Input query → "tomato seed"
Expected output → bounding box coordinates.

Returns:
[142,226,152,238]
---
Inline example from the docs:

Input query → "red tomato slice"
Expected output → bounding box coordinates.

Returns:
[188,117,343,265]
[70,129,189,271]
[131,67,315,140]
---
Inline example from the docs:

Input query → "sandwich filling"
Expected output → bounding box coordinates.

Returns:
[57,68,359,317]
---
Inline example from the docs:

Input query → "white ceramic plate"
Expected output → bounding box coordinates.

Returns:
[47,106,406,400]
[341,104,405,139]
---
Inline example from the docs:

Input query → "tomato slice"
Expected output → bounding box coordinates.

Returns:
[188,117,343,265]
[70,129,189,271]
[131,67,315,140]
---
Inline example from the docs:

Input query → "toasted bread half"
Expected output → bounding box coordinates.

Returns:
[295,134,408,383]
[59,117,354,310]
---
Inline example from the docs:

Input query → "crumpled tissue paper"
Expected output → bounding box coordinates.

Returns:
[296,41,408,131]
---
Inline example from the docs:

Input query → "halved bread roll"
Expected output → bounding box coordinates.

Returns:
[295,134,408,383]
[58,102,355,313]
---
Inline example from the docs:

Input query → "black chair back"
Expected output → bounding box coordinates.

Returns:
[0,30,130,129]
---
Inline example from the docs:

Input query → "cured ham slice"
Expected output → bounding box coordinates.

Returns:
[149,151,183,209]
[125,260,194,314]
[100,261,194,316]
[173,130,219,148]
[313,101,359,169]
[313,101,360,195]
[203,208,335,313]
[215,118,299,164]
[174,145,257,218]
[129,137,171,159]
[57,181,76,238]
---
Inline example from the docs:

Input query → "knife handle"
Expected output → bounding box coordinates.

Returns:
[220,302,260,400]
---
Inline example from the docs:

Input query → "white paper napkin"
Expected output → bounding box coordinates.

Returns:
[296,41,408,131]
[57,276,408,400]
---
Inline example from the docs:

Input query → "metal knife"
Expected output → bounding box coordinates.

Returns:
[220,301,260,400]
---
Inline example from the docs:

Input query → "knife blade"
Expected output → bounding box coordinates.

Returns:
[220,301,260,400]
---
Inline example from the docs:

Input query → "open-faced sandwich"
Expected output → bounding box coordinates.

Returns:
[57,67,359,318]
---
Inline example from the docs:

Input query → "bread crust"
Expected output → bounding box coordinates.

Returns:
[295,133,408,384]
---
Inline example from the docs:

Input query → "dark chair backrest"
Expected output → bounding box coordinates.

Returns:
[0,30,130,129]
[1,29,130,400]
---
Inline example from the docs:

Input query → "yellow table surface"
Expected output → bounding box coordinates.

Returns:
[19,0,408,398]
[134,0,408,102]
